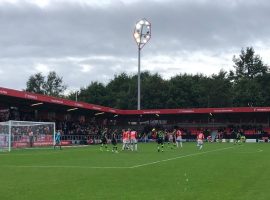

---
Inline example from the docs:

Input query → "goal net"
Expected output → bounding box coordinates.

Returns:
[0,121,55,152]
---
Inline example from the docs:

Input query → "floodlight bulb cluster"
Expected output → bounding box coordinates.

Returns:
[133,18,151,48]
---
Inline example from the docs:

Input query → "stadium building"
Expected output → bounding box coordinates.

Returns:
[1,86,270,147]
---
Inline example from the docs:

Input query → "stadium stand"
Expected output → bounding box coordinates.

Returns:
[1,86,270,146]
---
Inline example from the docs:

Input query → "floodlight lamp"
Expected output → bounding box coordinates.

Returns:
[139,20,145,25]
[136,24,141,29]
[134,32,140,38]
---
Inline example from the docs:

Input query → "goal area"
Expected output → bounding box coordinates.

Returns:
[0,120,55,152]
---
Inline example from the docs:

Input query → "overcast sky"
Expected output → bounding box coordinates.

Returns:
[1,0,270,93]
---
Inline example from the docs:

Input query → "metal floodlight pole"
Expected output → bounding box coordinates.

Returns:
[138,47,141,110]
[133,18,151,110]
[75,91,79,102]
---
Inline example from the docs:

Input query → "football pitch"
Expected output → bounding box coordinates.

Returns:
[0,142,269,200]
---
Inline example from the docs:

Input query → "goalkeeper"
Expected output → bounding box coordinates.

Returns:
[54,130,62,150]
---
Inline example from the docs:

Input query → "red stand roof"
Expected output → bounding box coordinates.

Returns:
[1,86,270,115]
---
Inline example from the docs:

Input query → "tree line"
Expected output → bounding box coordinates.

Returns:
[26,47,270,109]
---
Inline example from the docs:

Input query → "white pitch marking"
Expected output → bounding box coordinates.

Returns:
[1,146,235,169]
[129,146,235,169]
[3,165,129,169]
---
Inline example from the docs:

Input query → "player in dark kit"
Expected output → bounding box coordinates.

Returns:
[111,129,118,153]
[100,128,109,151]
[164,129,170,147]
[156,129,164,152]
[236,131,242,144]
[172,129,177,148]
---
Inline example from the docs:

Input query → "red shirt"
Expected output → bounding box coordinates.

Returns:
[197,133,204,140]
[130,131,137,139]
[176,130,182,137]
[123,131,130,140]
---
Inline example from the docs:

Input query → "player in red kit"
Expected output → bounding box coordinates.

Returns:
[197,131,205,150]
[176,128,183,148]
[122,129,130,151]
[130,129,138,151]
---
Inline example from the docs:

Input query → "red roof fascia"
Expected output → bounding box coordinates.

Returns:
[121,107,270,115]
[0,87,119,114]
[1,87,270,115]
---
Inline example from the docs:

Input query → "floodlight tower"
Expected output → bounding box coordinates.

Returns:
[133,18,151,110]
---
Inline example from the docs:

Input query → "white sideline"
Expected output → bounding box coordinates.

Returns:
[2,146,235,169]
[130,146,235,169]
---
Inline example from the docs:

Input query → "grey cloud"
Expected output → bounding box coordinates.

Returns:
[1,0,270,91]
[1,0,270,58]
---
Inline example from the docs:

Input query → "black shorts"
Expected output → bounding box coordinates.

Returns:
[157,138,164,144]
[173,138,176,143]
[111,139,117,145]
[101,138,107,144]
[164,136,169,142]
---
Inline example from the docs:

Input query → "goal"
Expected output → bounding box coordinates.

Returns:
[0,120,55,152]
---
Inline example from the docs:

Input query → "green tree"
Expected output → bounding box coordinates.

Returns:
[230,47,268,80]
[26,71,67,97]
[26,72,45,94]
[208,70,233,107]
[232,78,264,107]
[168,74,190,108]
[141,72,169,109]
[66,47,269,109]
[230,47,269,106]
[106,73,136,109]
[168,74,210,108]
[257,74,270,106]
[79,82,108,106]
[43,71,67,97]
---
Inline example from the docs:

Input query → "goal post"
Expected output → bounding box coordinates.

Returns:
[0,121,11,152]
[0,120,55,152]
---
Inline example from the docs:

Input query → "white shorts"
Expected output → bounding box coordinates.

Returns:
[176,137,182,142]
[197,140,203,145]
[123,139,130,144]
[130,139,137,144]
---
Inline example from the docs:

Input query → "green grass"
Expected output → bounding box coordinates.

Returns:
[0,142,270,200]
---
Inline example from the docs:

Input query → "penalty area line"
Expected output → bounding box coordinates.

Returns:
[130,146,235,169]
